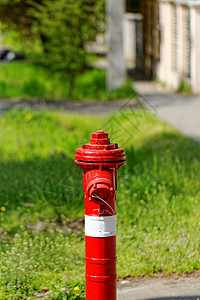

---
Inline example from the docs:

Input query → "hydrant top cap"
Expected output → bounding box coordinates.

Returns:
[90,131,110,145]
[75,131,125,164]
[92,130,108,138]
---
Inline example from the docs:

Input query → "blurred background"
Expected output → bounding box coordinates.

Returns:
[1,1,200,299]
[0,0,199,99]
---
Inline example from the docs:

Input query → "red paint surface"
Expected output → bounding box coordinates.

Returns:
[75,131,125,300]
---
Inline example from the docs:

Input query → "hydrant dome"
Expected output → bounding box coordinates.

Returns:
[75,131,125,165]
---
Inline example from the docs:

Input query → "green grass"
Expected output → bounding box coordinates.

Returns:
[0,109,200,299]
[0,62,135,100]
[177,80,192,95]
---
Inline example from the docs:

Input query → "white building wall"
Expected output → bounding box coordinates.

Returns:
[190,7,200,94]
[157,2,169,83]
[157,2,200,91]
[196,9,200,94]
[107,0,126,90]
[157,2,180,89]
[177,5,183,74]
[123,14,136,67]
[123,13,143,68]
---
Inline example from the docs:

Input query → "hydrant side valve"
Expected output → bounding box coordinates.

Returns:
[75,131,125,300]
[86,171,114,201]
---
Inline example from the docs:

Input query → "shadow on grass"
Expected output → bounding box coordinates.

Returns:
[0,154,84,232]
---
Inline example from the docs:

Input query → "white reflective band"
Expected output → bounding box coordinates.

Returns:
[85,215,116,237]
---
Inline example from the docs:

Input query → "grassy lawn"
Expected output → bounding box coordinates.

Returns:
[0,109,200,299]
[0,62,135,101]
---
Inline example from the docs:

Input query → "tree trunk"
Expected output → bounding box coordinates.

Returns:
[68,74,75,100]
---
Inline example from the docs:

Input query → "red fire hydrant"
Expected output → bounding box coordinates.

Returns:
[75,130,125,300]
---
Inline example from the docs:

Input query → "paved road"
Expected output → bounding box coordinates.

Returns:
[0,82,196,139]
[0,98,136,116]
[134,81,200,143]
[2,81,199,143]
[117,275,200,300]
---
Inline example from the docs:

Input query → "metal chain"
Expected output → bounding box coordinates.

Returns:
[92,194,115,216]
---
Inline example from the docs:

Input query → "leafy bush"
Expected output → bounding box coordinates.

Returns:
[177,79,192,95]
[30,0,105,98]
[0,0,105,98]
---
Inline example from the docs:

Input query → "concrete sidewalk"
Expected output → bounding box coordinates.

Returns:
[134,81,200,143]
[0,98,132,116]
[117,275,200,300]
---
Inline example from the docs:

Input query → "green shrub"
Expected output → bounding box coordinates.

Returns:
[30,0,105,98]
[177,80,192,95]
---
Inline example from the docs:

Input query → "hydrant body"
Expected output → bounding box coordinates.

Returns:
[75,131,125,300]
